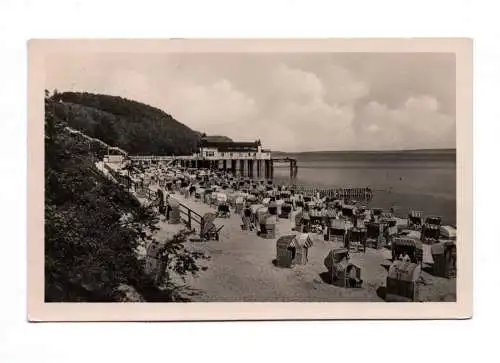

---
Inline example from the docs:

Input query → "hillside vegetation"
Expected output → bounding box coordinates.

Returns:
[50,91,228,155]
[44,92,204,302]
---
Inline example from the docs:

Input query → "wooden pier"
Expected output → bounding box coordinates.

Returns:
[129,154,298,181]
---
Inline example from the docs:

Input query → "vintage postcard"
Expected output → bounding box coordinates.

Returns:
[28,38,473,321]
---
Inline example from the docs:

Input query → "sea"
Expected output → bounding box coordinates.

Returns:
[272,150,457,226]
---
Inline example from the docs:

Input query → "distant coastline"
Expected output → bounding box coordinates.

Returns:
[273,148,456,154]
[272,149,457,162]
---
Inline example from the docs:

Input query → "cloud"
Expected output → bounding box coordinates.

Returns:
[255,64,365,151]
[105,70,152,104]
[269,63,326,104]
[354,95,456,150]
[45,52,456,151]
[164,79,258,137]
[323,64,370,104]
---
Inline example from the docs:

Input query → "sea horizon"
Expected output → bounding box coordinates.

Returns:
[272,148,456,155]
[273,150,456,225]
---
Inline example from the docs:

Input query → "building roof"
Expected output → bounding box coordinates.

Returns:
[200,138,261,150]
[218,146,258,152]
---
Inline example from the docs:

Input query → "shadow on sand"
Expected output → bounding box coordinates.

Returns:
[376,286,387,300]
[319,271,332,284]
[189,237,205,242]
[422,264,434,275]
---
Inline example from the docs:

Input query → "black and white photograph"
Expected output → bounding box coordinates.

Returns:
[28,39,473,320]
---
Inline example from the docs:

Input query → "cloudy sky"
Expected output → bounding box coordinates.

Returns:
[45,52,456,152]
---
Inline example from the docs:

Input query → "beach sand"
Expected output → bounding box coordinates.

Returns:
[155,191,457,303]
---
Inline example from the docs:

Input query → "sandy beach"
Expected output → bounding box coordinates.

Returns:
[154,190,457,302]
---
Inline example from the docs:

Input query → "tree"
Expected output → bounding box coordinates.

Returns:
[44,94,208,302]
[50,92,204,155]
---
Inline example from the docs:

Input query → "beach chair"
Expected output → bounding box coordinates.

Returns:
[426,216,442,226]
[421,216,442,244]
[431,240,457,278]
[385,260,422,302]
[342,205,356,218]
[391,237,423,265]
[309,210,324,234]
[326,219,347,243]
[216,203,231,218]
[188,185,196,197]
[250,204,265,225]
[235,196,244,214]
[422,223,440,242]
[408,210,423,230]
[241,207,254,231]
[279,203,292,219]
[324,248,363,288]
[260,215,276,239]
[347,227,367,253]
[301,211,311,233]
[365,222,383,249]
[267,201,278,219]
[276,234,314,268]
[200,213,224,241]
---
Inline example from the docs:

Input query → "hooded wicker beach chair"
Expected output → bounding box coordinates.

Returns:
[324,248,362,288]
[385,259,422,302]
[421,215,442,243]
[408,210,423,229]
[326,219,348,243]
[200,213,224,241]
[216,202,231,218]
[347,227,367,253]
[431,240,457,278]
[275,234,314,268]
[279,203,292,219]
[391,237,423,264]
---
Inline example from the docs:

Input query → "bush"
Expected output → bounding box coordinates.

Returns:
[44,92,206,302]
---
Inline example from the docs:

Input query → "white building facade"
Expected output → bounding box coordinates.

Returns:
[197,139,271,160]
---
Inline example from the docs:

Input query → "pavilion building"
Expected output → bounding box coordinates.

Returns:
[179,137,274,179]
